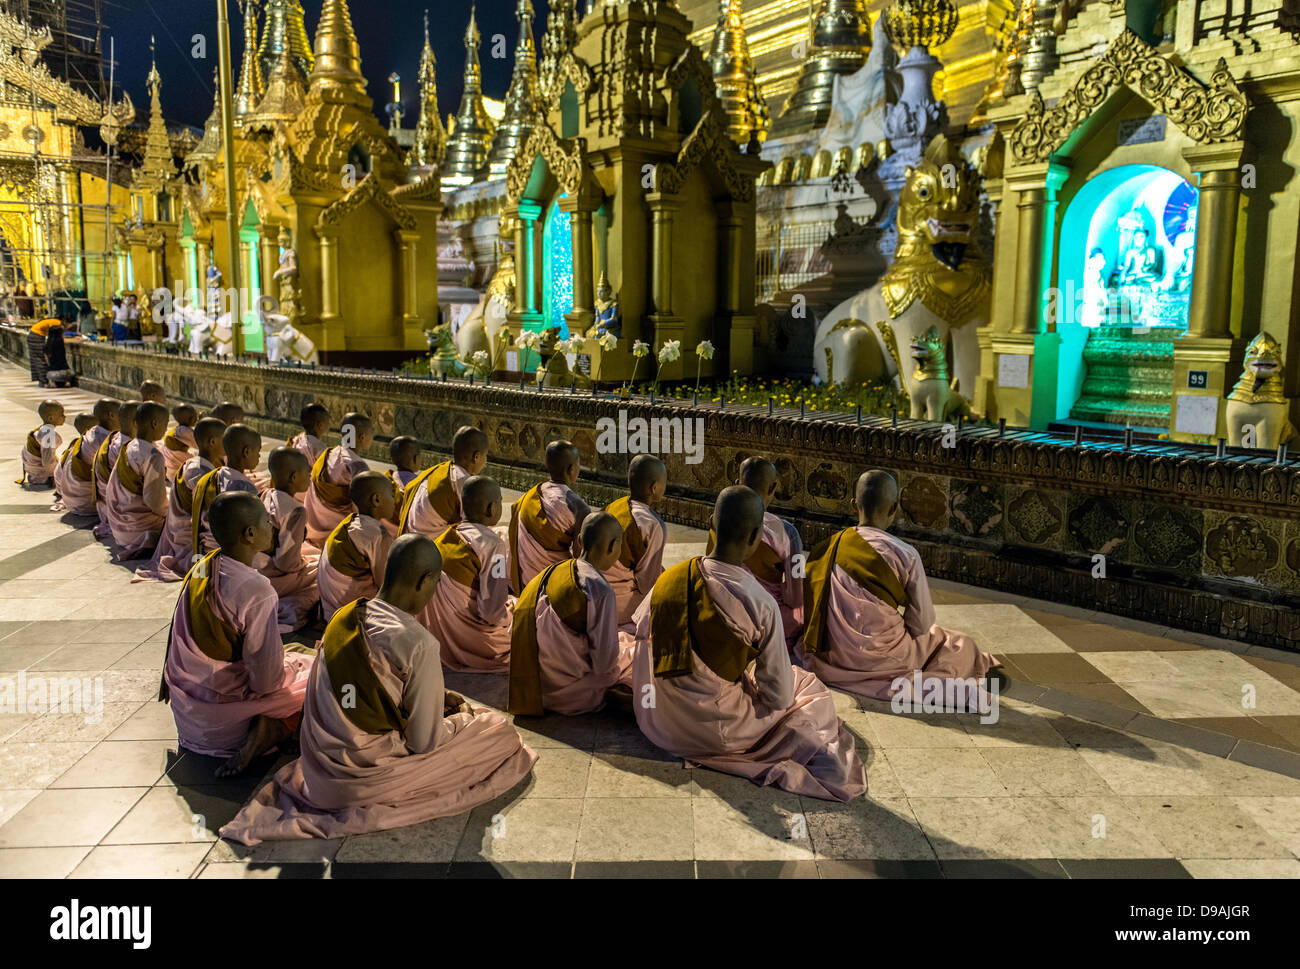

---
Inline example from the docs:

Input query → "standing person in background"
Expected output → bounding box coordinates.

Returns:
[28,316,60,386]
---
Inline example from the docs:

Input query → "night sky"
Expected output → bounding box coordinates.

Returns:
[112,0,552,130]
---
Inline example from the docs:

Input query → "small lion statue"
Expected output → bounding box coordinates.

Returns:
[536,326,590,389]
[426,323,469,378]
[1226,332,1295,449]
[909,324,970,422]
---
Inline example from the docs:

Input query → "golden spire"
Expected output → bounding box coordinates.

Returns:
[412,10,446,170]
[308,0,367,98]
[537,0,577,101]
[771,0,872,137]
[136,36,176,190]
[247,47,307,129]
[235,0,264,117]
[708,0,769,147]
[488,0,540,175]
[258,0,314,82]
[442,5,496,184]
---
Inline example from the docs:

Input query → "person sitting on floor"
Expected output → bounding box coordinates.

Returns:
[59,398,117,517]
[317,471,397,622]
[18,399,64,489]
[424,475,514,673]
[509,511,632,717]
[161,404,198,479]
[398,425,487,538]
[259,447,321,632]
[52,412,96,506]
[305,412,372,545]
[191,424,262,555]
[104,401,169,559]
[509,439,591,592]
[389,436,423,491]
[798,469,1003,707]
[134,417,226,582]
[219,534,537,845]
[631,486,866,802]
[603,454,668,629]
[161,491,315,778]
[706,457,805,650]
[92,400,139,539]
[289,402,329,466]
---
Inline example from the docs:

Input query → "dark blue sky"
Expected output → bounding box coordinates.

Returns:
[112,0,547,129]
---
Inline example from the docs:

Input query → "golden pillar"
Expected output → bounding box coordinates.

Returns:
[559,194,594,331]
[259,230,280,305]
[395,229,422,333]
[508,203,529,318]
[1169,141,1247,443]
[1007,161,1068,335]
[315,226,342,348]
[646,191,684,378]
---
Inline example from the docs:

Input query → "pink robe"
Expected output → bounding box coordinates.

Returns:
[20,428,60,486]
[290,432,326,465]
[512,482,590,591]
[195,467,260,554]
[632,558,866,802]
[402,461,467,537]
[755,512,805,649]
[533,559,632,715]
[604,498,666,628]
[163,556,315,758]
[219,599,536,843]
[317,513,391,622]
[426,521,513,673]
[259,489,320,632]
[59,425,107,516]
[104,439,168,557]
[161,425,196,479]
[797,526,998,706]
[134,455,214,582]
[304,446,368,544]
[92,431,126,535]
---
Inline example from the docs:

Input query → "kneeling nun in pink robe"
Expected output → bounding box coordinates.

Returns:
[220,597,537,843]
[425,522,513,672]
[104,438,168,556]
[633,556,866,802]
[317,512,391,622]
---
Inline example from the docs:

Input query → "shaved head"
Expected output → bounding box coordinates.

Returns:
[194,417,226,448]
[713,485,765,549]
[211,401,243,425]
[73,412,96,435]
[738,456,777,495]
[118,400,141,435]
[135,402,168,439]
[93,398,120,423]
[37,399,63,423]
[460,474,500,520]
[139,380,165,404]
[222,423,262,459]
[855,469,898,517]
[580,511,622,552]
[545,440,579,474]
[628,453,667,499]
[452,425,488,463]
[390,435,420,467]
[209,491,266,551]
[350,470,395,508]
[341,412,372,433]
[172,403,198,426]
[300,402,329,432]
[268,445,310,480]
[379,533,443,612]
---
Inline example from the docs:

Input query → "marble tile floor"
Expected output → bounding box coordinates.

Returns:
[2,363,1299,879]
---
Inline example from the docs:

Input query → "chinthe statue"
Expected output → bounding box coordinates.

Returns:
[909,324,970,422]
[814,133,991,396]
[537,326,591,389]
[1226,333,1296,449]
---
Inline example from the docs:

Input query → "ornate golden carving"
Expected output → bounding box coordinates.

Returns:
[504,122,588,201]
[1229,333,1288,406]
[316,173,416,230]
[880,134,990,324]
[654,111,757,202]
[1009,30,1248,164]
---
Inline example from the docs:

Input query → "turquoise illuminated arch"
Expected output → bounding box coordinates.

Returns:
[542,193,573,337]
[239,199,264,354]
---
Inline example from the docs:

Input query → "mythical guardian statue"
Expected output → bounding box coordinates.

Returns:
[536,326,590,389]
[814,134,991,401]
[1226,332,1295,449]
[908,324,970,422]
